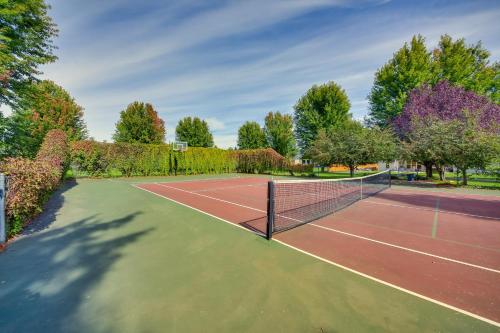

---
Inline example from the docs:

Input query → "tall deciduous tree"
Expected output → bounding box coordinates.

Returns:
[264,112,296,158]
[368,34,499,127]
[368,35,433,127]
[294,81,350,153]
[0,0,58,107]
[8,80,87,157]
[237,121,266,149]
[175,117,214,147]
[308,120,396,177]
[113,102,165,144]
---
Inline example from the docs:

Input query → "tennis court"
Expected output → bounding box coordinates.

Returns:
[135,173,500,325]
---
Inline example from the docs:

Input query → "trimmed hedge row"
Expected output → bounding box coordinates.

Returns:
[70,141,293,177]
[1,130,69,237]
[233,148,288,174]
[70,141,237,176]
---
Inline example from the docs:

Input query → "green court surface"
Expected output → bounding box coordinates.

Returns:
[0,176,497,332]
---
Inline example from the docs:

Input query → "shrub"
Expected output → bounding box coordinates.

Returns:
[288,163,314,176]
[70,140,108,176]
[1,130,69,237]
[36,129,70,172]
[1,158,61,237]
[234,148,288,173]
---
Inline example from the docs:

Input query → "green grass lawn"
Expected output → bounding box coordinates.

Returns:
[0,175,497,332]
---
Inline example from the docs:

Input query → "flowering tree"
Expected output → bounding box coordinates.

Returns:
[394,81,500,137]
[395,81,500,181]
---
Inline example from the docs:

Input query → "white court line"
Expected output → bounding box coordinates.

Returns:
[389,187,500,200]
[155,183,266,213]
[308,223,500,274]
[192,183,267,193]
[151,182,499,273]
[132,183,500,327]
[128,175,245,185]
[365,200,500,221]
[272,238,500,328]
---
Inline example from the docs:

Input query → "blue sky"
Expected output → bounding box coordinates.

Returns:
[33,0,500,147]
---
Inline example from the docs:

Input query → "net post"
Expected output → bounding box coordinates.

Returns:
[389,169,392,188]
[360,177,363,200]
[266,181,275,240]
[0,174,6,247]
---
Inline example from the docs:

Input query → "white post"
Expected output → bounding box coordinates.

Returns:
[0,174,5,246]
[360,177,363,200]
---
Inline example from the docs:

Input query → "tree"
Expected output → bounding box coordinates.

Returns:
[237,121,266,149]
[308,120,397,177]
[394,81,500,137]
[368,35,499,127]
[0,0,58,107]
[434,35,498,102]
[264,112,296,158]
[403,115,499,185]
[401,118,457,180]
[368,35,433,127]
[394,81,500,178]
[294,81,350,152]
[175,117,214,147]
[8,80,87,157]
[113,101,165,144]
[446,118,499,185]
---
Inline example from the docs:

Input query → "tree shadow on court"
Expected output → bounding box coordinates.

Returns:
[19,178,78,237]
[0,210,152,333]
[374,191,499,218]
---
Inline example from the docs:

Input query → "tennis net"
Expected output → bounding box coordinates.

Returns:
[266,170,391,239]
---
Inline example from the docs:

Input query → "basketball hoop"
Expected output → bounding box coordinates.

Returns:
[173,141,188,152]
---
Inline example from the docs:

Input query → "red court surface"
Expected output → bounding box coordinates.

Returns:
[135,177,500,325]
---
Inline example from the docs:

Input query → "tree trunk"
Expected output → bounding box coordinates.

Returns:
[462,169,468,186]
[436,166,445,181]
[349,166,354,177]
[424,161,433,178]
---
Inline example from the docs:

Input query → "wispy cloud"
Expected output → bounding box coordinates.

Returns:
[41,0,500,147]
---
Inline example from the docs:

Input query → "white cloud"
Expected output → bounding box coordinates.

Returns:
[214,134,238,149]
[205,117,225,131]
[38,1,500,144]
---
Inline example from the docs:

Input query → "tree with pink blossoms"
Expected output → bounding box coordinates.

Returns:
[395,80,500,182]
[394,81,500,138]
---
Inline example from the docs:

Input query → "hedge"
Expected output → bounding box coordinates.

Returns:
[233,148,288,174]
[1,130,69,237]
[70,141,292,177]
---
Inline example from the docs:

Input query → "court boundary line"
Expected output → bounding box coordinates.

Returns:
[432,198,440,238]
[365,200,500,221]
[132,184,266,237]
[192,183,267,193]
[155,183,265,213]
[155,182,499,273]
[308,223,500,274]
[331,215,500,253]
[389,187,500,199]
[132,183,500,327]
[126,175,258,185]
[272,238,500,328]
